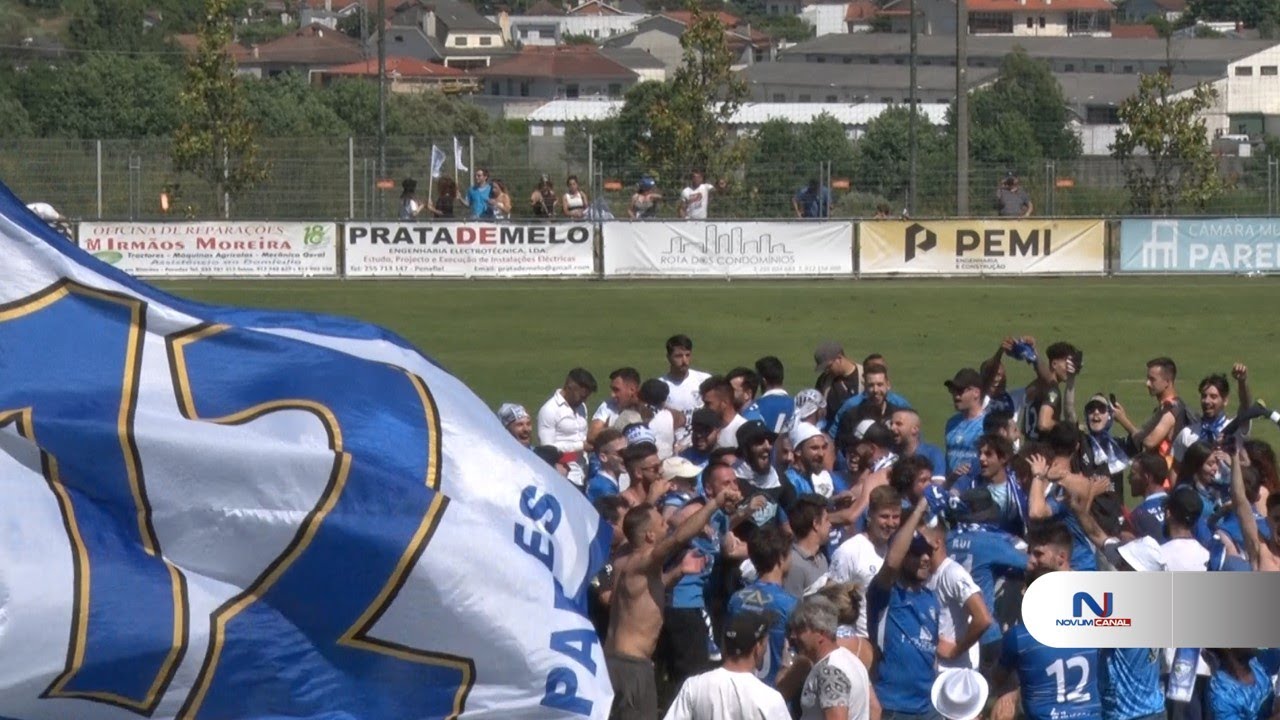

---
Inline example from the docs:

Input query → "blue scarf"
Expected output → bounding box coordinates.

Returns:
[1199,413,1227,445]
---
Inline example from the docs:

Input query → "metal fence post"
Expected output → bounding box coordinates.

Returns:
[96,139,103,219]
[348,137,355,220]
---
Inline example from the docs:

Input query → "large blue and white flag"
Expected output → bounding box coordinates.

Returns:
[0,182,612,720]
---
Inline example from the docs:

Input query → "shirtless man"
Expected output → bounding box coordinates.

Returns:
[606,481,742,720]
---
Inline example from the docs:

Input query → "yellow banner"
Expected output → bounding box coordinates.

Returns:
[859,219,1105,275]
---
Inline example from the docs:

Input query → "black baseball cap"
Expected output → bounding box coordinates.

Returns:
[945,368,982,392]
[722,611,771,656]
[736,420,777,449]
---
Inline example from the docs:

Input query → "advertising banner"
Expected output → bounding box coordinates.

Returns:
[344,222,595,277]
[1119,218,1280,274]
[859,219,1106,275]
[602,221,853,277]
[77,222,338,277]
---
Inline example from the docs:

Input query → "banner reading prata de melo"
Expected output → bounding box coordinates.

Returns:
[77,221,338,277]
[344,222,595,278]
[860,219,1106,275]
[1119,218,1280,273]
[602,221,853,277]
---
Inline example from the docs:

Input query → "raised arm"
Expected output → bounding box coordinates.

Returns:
[1230,437,1264,570]
[1233,363,1253,415]
[981,337,1013,398]
[649,486,741,568]
[1027,453,1054,520]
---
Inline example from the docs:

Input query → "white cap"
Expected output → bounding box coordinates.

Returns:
[1117,535,1166,572]
[661,456,701,482]
[789,422,824,451]
[931,669,989,720]
[853,418,877,440]
[739,558,758,584]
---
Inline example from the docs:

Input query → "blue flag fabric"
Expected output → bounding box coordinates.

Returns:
[0,182,612,720]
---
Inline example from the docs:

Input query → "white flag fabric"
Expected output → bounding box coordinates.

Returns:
[0,181,613,720]
[431,145,447,179]
[453,137,468,173]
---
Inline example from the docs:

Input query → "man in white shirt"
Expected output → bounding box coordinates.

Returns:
[829,485,902,637]
[677,171,716,220]
[788,596,876,720]
[662,334,712,413]
[588,367,642,447]
[639,378,684,460]
[663,611,790,720]
[926,539,992,671]
[703,376,748,450]
[536,367,597,454]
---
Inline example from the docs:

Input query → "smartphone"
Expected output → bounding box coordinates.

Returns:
[1073,349,1085,373]
[1109,393,1118,406]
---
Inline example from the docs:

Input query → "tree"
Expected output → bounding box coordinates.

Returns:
[961,47,1080,163]
[14,54,183,137]
[243,72,350,136]
[853,105,949,203]
[611,4,748,181]
[1111,73,1223,214]
[68,0,171,52]
[561,32,597,44]
[172,0,269,216]
[743,119,805,216]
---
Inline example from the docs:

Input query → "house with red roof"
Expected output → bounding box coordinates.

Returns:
[315,56,479,93]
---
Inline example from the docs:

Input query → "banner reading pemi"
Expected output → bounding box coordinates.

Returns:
[859,219,1106,275]
[0,182,612,720]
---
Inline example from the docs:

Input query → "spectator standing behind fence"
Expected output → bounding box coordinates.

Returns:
[430,177,457,218]
[630,176,663,219]
[678,171,716,220]
[793,179,832,219]
[530,175,558,219]
[562,175,589,219]
[399,178,424,220]
[460,168,494,220]
[995,172,1033,217]
[488,179,512,220]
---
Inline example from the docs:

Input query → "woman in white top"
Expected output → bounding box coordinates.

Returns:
[561,175,588,219]
[488,179,512,220]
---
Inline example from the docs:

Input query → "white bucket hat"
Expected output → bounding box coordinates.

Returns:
[931,668,989,720]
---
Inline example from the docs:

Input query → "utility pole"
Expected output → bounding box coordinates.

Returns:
[908,0,918,215]
[955,0,969,215]
[377,0,387,214]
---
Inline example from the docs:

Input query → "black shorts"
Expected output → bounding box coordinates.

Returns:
[658,607,719,688]
[606,651,657,720]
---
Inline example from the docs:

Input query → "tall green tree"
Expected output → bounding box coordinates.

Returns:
[68,0,172,51]
[14,54,183,137]
[956,47,1080,165]
[1112,73,1222,214]
[172,0,269,216]
[853,105,950,203]
[243,72,350,135]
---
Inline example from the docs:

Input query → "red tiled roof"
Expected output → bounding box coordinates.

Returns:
[324,56,469,76]
[1110,23,1159,38]
[528,0,566,14]
[966,0,1114,10]
[474,45,636,79]
[845,0,878,21]
[238,23,366,65]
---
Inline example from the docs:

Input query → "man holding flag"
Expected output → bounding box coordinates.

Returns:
[0,182,614,719]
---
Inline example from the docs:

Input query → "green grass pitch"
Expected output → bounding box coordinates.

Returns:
[157,277,1280,464]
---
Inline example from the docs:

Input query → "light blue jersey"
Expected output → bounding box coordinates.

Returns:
[868,582,940,715]
[1208,657,1274,720]
[728,581,798,687]
[1100,648,1164,720]
[1001,622,1102,720]
[945,411,987,485]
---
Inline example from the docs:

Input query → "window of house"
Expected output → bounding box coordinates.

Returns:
[923,59,932,65]
[1236,66,1253,76]
[773,93,786,101]
[1094,64,1105,72]
[457,36,469,46]
[870,57,879,64]
[1263,66,1279,75]
[490,82,500,95]
[1039,16,1046,27]
[608,83,622,96]
[817,56,826,63]
[799,93,811,101]
[1123,65,1134,73]
[480,36,492,45]
[529,125,545,136]
[826,94,838,102]
[553,126,566,137]
[1065,62,1075,71]
[566,83,580,98]
[882,96,893,103]
[1026,17,1034,27]
[520,81,530,97]
[895,57,904,64]
[843,57,852,64]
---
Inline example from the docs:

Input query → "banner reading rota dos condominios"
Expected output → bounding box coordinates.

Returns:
[1119,218,1280,273]
[602,221,853,277]
[344,222,595,277]
[77,221,339,277]
[859,219,1106,275]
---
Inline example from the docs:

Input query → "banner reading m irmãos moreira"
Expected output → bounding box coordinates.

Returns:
[78,222,338,277]
[345,222,595,277]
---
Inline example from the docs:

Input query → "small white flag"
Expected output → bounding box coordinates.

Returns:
[430,145,446,178]
[453,137,468,172]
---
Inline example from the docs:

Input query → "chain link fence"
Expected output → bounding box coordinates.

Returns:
[4,136,1280,220]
